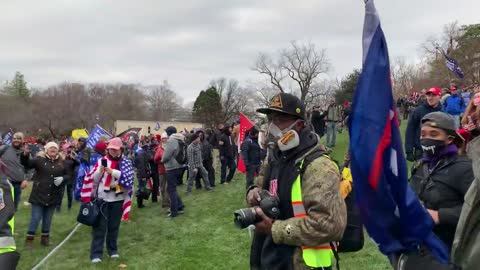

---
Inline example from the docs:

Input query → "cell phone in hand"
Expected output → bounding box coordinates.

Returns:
[101,159,108,167]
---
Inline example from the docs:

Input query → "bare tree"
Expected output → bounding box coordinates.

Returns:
[253,41,331,105]
[145,80,180,121]
[253,54,286,93]
[209,78,256,123]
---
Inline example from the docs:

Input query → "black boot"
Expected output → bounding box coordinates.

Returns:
[40,233,49,247]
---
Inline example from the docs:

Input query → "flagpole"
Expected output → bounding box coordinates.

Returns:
[435,44,452,83]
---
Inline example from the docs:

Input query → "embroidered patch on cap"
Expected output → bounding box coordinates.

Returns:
[270,95,283,109]
[296,108,301,114]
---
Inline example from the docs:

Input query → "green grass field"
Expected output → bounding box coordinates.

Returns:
[13,127,402,270]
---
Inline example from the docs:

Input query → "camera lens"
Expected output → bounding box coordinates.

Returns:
[234,208,258,229]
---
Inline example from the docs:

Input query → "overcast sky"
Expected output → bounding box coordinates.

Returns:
[0,0,477,103]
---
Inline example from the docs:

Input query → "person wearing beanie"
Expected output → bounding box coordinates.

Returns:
[154,132,170,208]
[94,141,107,156]
[21,141,69,248]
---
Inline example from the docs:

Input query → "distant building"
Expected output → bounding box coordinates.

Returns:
[114,120,203,136]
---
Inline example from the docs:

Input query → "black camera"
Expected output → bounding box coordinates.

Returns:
[234,190,280,229]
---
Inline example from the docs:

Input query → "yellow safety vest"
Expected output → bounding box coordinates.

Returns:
[0,183,16,253]
[291,157,336,268]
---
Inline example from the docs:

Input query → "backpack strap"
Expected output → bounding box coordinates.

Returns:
[298,149,341,270]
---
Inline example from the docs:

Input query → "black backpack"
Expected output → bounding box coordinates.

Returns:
[175,140,187,164]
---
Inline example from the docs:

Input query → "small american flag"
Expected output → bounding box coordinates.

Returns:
[2,131,12,145]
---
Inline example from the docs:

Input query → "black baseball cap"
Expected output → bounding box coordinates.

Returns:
[421,112,461,139]
[257,93,305,120]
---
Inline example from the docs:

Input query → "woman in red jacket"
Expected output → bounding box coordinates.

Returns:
[154,133,170,209]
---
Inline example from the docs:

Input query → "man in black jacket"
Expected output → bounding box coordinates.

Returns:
[134,143,152,208]
[219,126,236,184]
[195,130,216,188]
[405,87,442,162]
[310,106,327,138]
[241,127,264,189]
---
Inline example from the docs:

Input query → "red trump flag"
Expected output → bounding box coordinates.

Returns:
[237,113,255,173]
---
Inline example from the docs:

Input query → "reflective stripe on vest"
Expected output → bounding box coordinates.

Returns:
[291,159,333,268]
[0,182,16,253]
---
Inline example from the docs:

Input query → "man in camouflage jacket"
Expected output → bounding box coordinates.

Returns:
[247,93,347,270]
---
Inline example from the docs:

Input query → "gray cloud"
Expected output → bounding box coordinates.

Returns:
[0,0,477,102]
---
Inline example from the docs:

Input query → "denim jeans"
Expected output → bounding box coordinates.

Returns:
[27,204,56,236]
[220,157,236,183]
[166,168,185,217]
[90,200,123,259]
[326,122,337,147]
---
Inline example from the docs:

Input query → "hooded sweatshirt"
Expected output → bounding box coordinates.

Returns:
[0,145,25,183]
[161,133,185,171]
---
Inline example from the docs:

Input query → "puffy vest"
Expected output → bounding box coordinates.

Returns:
[0,180,16,253]
[291,158,336,268]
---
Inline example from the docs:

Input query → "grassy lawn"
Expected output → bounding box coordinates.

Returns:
[12,125,408,270]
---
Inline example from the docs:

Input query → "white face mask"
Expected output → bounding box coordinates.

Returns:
[267,120,301,151]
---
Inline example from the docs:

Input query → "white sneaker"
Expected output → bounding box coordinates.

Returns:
[91,258,102,263]
[110,254,120,259]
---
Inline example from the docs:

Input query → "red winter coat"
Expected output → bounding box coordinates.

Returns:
[154,145,166,175]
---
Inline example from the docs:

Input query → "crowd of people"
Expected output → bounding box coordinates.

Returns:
[2,83,480,269]
[0,119,261,266]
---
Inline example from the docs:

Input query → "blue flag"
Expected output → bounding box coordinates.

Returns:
[442,50,465,79]
[86,124,112,149]
[2,131,12,145]
[349,0,449,264]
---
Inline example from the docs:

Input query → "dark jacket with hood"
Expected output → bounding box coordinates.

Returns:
[219,129,235,159]
[0,145,25,184]
[63,155,79,186]
[409,144,474,250]
[250,127,346,270]
[405,102,441,155]
[241,136,263,166]
[134,146,152,179]
[310,110,327,136]
[21,152,69,206]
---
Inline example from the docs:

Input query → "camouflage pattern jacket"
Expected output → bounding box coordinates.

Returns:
[250,128,347,270]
